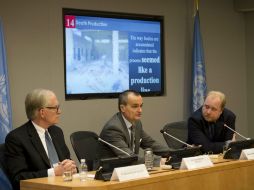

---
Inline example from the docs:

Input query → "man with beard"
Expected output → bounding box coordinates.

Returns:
[188,91,236,154]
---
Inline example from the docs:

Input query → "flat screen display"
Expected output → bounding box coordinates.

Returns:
[63,8,164,99]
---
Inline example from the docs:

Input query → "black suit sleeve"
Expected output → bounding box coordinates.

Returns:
[5,123,71,190]
[188,108,236,154]
[188,117,225,153]
[5,132,48,189]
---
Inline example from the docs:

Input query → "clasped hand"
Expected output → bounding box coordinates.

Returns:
[54,159,77,176]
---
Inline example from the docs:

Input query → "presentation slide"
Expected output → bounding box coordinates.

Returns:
[64,14,162,95]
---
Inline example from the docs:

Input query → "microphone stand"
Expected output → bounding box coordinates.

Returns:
[98,138,131,156]
[224,124,250,140]
[160,130,194,148]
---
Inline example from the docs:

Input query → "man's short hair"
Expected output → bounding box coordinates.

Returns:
[206,91,226,110]
[118,90,141,111]
[25,89,55,120]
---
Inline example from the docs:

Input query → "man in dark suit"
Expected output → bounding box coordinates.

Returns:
[99,90,169,162]
[0,168,12,190]
[188,91,236,154]
[5,89,77,190]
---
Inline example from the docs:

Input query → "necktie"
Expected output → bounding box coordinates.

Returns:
[208,123,215,140]
[130,126,135,152]
[45,131,59,166]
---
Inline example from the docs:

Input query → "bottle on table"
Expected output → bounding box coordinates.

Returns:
[144,148,154,170]
[80,158,88,181]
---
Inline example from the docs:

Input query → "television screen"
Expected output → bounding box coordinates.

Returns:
[63,8,164,99]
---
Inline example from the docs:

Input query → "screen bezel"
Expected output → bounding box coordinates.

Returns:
[62,8,165,100]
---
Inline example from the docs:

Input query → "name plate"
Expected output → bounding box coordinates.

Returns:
[180,155,213,170]
[240,148,254,160]
[111,164,149,181]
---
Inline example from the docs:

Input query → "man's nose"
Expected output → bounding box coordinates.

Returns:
[206,108,211,114]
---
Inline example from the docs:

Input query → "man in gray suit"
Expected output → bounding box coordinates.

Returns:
[99,90,169,161]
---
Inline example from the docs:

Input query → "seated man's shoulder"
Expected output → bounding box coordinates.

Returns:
[49,125,62,132]
[189,108,202,120]
[6,121,30,139]
[223,108,236,118]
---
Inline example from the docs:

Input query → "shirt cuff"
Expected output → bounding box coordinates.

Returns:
[48,168,55,177]
[225,140,232,148]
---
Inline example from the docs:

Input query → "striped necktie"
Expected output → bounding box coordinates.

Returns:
[45,131,59,166]
[130,126,135,152]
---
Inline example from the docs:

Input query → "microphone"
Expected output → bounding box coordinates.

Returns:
[160,130,194,148]
[98,137,131,156]
[224,124,251,140]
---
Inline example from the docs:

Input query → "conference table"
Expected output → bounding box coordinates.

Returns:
[20,158,254,190]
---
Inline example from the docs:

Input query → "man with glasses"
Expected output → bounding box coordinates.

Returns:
[188,91,236,154]
[5,89,77,190]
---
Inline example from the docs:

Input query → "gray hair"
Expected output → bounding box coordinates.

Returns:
[25,89,55,120]
[206,91,226,110]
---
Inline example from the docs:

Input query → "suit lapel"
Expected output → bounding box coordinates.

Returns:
[118,113,132,147]
[27,121,51,167]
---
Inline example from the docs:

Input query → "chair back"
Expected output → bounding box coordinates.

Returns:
[163,121,188,149]
[70,131,100,171]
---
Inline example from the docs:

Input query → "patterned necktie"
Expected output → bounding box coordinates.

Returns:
[45,131,59,166]
[130,126,135,152]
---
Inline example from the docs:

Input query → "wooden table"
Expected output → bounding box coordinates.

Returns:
[21,159,254,190]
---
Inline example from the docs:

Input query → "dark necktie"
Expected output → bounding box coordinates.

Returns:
[45,131,59,166]
[208,123,215,140]
[130,126,135,152]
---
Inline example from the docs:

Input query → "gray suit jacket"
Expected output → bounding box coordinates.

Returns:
[99,112,169,158]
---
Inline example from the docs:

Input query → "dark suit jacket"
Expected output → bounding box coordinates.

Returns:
[99,112,169,159]
[5,121,71,190]
[0,169,12,190]
[187,108,236,154]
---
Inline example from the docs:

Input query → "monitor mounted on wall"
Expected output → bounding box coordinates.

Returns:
[63,8,164,99]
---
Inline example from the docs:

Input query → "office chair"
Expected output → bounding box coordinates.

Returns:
[162,121,188,149]
[0,143,13,190]
[70,131,100,171]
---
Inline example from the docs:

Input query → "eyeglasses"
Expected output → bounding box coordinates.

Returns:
[44,105,60,113]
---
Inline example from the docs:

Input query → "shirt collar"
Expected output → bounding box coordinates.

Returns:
[121,113,133,130]
[32,121,47,135]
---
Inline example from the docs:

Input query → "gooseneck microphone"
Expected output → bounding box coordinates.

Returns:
[98,137,131,156]
[160,130,194,148]
[224,124,250,140]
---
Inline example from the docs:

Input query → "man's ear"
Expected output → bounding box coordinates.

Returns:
[120,104,125,112]
[39,108,45,119]
[219,108,223,116]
